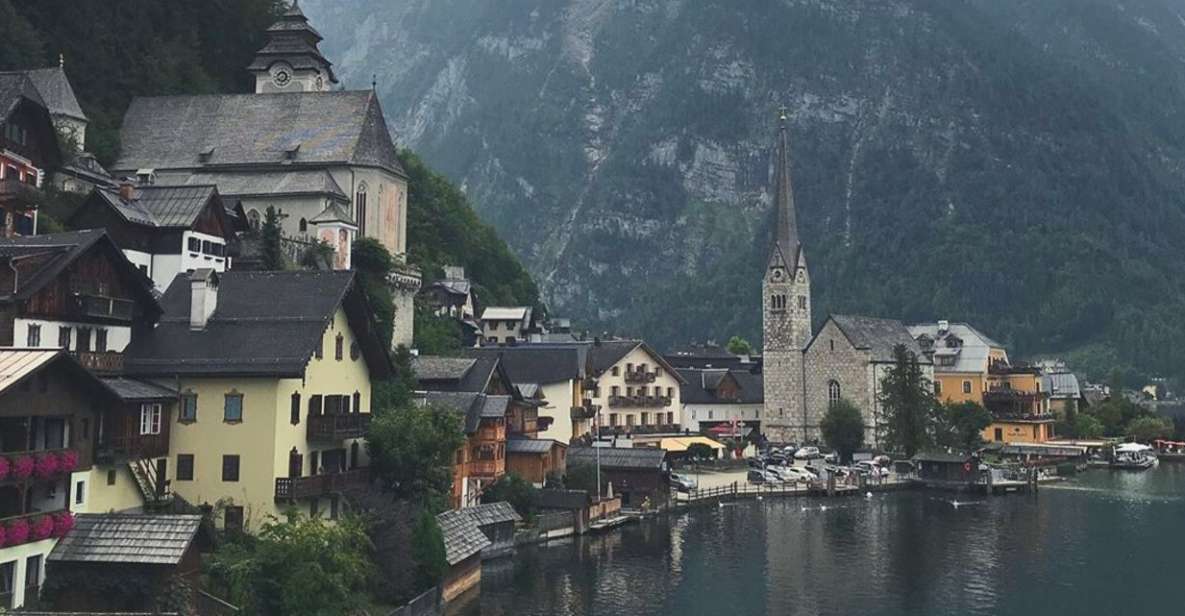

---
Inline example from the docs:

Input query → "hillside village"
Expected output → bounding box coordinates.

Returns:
[0,3,1180,614]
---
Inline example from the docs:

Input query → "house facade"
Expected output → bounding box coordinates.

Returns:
[0,72,61,238]
[678,368,763,436]
[123,270,391,531]
[478,307,533,346]
[583,340,685,438]
[466,346,593,444]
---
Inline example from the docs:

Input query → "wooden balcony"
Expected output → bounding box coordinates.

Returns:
[274,468,370,500]
[74,294,135,322]
[468,459,504,478]
[608,395,672,408]
[571,405,599,420]
[624,369,657,384]
[97,433,169,462]
[599,424,682,437]
[0,448,79,484]
[306,413,371,443]
[73,351,124,374]
[0,178,40,210]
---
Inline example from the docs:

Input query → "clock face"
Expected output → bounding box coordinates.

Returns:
[274,70,291,86]
[270,63,294,88]
[315,75,324,90]
[772,268,784,282]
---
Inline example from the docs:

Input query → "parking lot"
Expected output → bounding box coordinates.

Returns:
[673,458,905,492]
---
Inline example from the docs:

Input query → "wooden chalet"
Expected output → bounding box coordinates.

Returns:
[0,72,62,238]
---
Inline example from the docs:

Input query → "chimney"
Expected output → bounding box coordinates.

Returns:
[118,177,138,201]
[937,320,950,334]
[189,269,220,331]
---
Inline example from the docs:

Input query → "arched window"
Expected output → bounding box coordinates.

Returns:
[246,209,262,231]
[828,380,841,406]
[355,182,368,237]
[298,217,307,233]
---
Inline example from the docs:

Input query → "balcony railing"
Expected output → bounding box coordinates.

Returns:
[571,405,600,420]
[307,413,371,442]
[599,424,682,437]
[74,294,135,322]
[608,395,672,408]
[468,459,504,478]
[73,351,124,374]
[98,433,169,462]
[275,468,370,500]
[0,448,78,482]
[624,369,657,384]
[0,178,41,209]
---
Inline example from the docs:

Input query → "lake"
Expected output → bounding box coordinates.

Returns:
[451,464,1185,616]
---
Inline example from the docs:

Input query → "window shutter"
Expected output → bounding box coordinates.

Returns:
[309,395,323,416]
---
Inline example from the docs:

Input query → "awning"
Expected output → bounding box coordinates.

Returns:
[659,436,725,453]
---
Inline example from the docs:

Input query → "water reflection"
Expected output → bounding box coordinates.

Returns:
[454,467,1185,616]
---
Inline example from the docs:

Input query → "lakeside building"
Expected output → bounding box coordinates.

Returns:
[677,367,763,437]
[107,2,419,348]
[418,391,510,509]
[466,345,594,444]
[566,446,668,509]
[0,71,62,238]
[582,340,686,440]
[436,508,490,603]
[123,269,391,531]
[911,320,1054,443]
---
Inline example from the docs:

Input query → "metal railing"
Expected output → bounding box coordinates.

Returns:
[608,395,672,408]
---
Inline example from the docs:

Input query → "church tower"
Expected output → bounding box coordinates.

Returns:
[762,108,812,444]
[248,1,338,94]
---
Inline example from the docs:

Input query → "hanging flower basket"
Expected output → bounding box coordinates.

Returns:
[58,449,79,473]
[31,515,53,540]
[8,518,29,545]
[0,523,7,547]
[52,511,74,538]
[34,452,59,479]
[12,455,34,480]
[0,456,10,481]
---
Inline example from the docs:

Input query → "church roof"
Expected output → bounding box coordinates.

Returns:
[769,109,801,267]
[178,169,348,202]
[247,0,337,84]
[22,65,87,121]
[822,315,931,364]
[89,184,221,229]
[114,90,405,177]
[309,201,356,226]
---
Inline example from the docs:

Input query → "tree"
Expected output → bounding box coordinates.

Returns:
[352,237,396,349]
[482,473,538,520]
[820,398,865,463]
[0,1,46,70]
[686,442,716,462]
[408,509,448,592]
[1126,416,1174,442]
[879,344,935,457]
[726,336,753,356]
[260,206,284,271]
[932,401,992,452]
[564,463,600,495]
[367,404,466,502]
[205,513,373,616]
[373,345,417,414]
[1073,414,1105,439]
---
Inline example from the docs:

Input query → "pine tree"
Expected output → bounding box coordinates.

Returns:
[260,206,284,271]
[879,344,935,457]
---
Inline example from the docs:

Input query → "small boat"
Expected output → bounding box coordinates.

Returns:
[1110,443,1157,470]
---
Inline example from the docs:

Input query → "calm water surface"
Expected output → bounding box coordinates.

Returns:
[452,465,1185,616]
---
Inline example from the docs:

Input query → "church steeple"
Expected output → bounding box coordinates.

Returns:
[248,1,338,93]
[771,106,800,267]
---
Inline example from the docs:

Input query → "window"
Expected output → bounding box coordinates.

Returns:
[330,496,340,520]
[609,413,618,426]
[58,326,71,350]
[95,329,108,352]
[335,333,344,360]
[350,341,360,361]
[76,327,91,352]
[224,392,243,422]
[611,366,620,376]
[309,394,323,417]
[962,380,972,394]
[641,412,650,425]
[314,335,323,359]
[106,469,116,485]
[75,480,85,505]
[222,455,240,481]
[667,412,674,424]
[246,209,262,231]
[611,386,620,397]
[830,339,835,351]
[291,392,301,425]
[626,415,635,427]
[224,506,244,533]
[798,296,807,310]
[934,381,943,395]
[139,403,163,435]
[299,218,308,233]
[187,237,201,252]
[355,186,368,237]
[25,555,41,597]
[26,324,40,347]
[177,454,194,481]
[994,428,1003,442]
[352,391,361,413]
[0,561,13,608]
[180,393,198,422]
[828,380,841,406]
[666,387,673,398]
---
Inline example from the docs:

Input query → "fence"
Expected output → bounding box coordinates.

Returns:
[387,586,442,616]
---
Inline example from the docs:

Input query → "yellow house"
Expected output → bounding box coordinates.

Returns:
[910,321,1053,444]
[124,269,391,531]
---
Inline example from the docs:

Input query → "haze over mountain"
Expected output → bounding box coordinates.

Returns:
[306,0,1185,383]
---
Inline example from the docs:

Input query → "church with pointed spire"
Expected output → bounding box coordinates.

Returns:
[760,109,931,446]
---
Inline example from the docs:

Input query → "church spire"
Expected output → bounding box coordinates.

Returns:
[772,106,800,265]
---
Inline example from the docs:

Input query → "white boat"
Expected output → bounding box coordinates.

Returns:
[1111,443,1157,470]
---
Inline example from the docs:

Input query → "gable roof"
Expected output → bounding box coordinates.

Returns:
[113,91,405,177]
[0,229,160,313]
[463,502,521,527]
[49,514,202,565]
[101,377,178,402]
[466,346,585,385]
[815,315,930,364]
[506,435,563,455]
[436,509,491,566]
[418,391,509,433]
[124,270,391,378]
[22,66,86,121]
[678,368,763,405]
[481,306,530,321]
[0,72,45,120]
[586,340,687,383]
[908,322,1003,373]
[567,446,667,471]
[84,185,223,229]
[412,357,476,381]
[178,169,348,201]
[413,355,505,394]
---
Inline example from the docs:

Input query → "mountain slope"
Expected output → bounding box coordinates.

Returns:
[307,0,1185,382]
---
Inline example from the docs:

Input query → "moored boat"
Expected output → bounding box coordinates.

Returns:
[1110,443,1156,470]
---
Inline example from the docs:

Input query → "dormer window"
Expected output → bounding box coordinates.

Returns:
[136,168,156,185]
[199,147,214,163]
[284,143,301,161]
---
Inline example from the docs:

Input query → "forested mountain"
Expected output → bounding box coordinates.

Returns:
[0,0,539,313]
[304,0,1185,384]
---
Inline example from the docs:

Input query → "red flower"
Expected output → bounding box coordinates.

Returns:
[52,511,74,538]
[0,457,10,481]
[12,455,34,479]
[8,518,29,545]
[31,515,53,540]
[0,523,7,547]
[58,450,78,473]
[34,452,59,479]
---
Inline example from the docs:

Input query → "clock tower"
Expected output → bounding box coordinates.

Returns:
[762,108,812,444]
[247,1,338,94]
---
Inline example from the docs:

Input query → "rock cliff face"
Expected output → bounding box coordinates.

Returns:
[307,0,1185,378]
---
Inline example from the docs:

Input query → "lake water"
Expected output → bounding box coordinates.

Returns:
[451,465,1185,616]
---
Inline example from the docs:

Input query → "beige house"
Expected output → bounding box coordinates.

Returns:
[479,307,533,346]
[583,340,686,438]
[124,269,391,531]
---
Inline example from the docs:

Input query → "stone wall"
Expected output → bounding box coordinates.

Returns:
[761,250,811,443]
[804,319,875,444]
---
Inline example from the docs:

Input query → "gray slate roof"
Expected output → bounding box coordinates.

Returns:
[436,509,491,566]
[464,502,521,527]
[414,355,501,393]
[412,357,476,381]
[124,270,391,379]
[418,392,508,433]
[23,66,87,120]
[827,315,930,364]
[1043,373,1082,399]
[506,436,561,455]
[568,446,667,471]
[114,91,404,177]
[93,185,219,228]
[678,368,763,405]
[181,169,347,200]
[101,377,178,402]
[0,72,45,119]
[908,322,1004,373]
[467,346,585,384]
[49,514,202,565]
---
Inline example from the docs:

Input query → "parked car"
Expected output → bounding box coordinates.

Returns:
[765,466,798,483]
[766,453,789,466]
[854,460,890,478]
[776,466,817,484]
[794,446,822,460]
[747,469,769,484]
[747,458,765,470]
[823,452,838,464]
[670,472,699,492]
